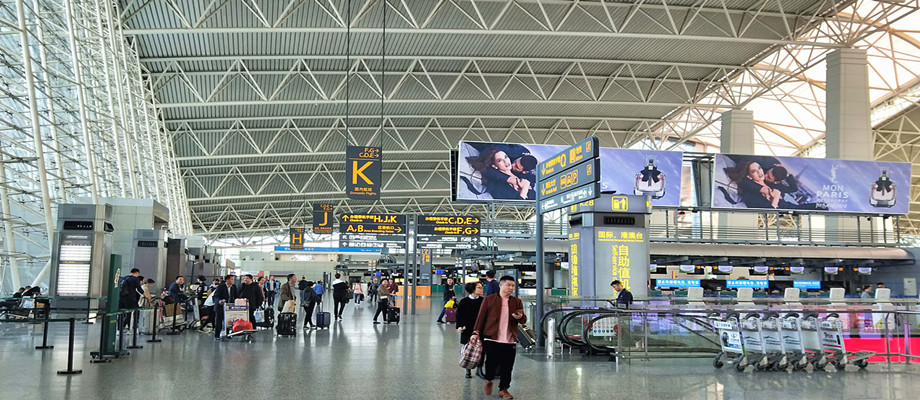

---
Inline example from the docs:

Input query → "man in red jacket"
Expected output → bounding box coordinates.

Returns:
[471,275,526,400]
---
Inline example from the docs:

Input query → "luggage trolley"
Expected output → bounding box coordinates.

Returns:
[780,313,809,371]
[223,302,257,343]
[711,313,744,369]
[819,313,872,370]
[800,312,828,370]
[737,313,770,371]
[760,312,790,371]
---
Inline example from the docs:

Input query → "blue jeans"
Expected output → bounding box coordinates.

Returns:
[437,299,451,321]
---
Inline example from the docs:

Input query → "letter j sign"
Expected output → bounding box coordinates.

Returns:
[346,145,381,200]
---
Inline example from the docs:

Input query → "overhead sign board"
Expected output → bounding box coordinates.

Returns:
[569,194,653,215]
[274,246,379,253]
[418,215,481,226]
[346,145,381,200]
[289,228,305,250]
[417,225,480,236]
[340,223,405,235]
[539,159,599,198]
[537,136,598,181]
[312,203,334,234]
[539,183,599,213]
[340,233,406,242]
[416,235,475,249]
[341,214,406,225]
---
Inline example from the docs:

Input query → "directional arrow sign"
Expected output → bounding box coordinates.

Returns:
[340,223,406,235]
[538,159,599,198]
[340,214,406,225]
[537,136,598,181]
[539,182,600,213]
[417,225,481,236]
[418,215,481,226]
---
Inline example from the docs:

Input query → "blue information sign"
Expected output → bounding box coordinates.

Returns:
[726,280,769,289]
[435,269,446,275]
[793,281,821,289]
[655,279,701,288]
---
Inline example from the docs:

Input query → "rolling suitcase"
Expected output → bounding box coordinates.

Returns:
[277,312,297,336]
[315,301,331,329]
[445,307,457,323]
[517,324,536,350]
[386,307,400,324]
[315,311,331,329]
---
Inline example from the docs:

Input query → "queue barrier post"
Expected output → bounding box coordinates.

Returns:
[147,303,161,343]
[57,318,83,375]
[89,312,111,363]
[35,309,54,350]
[116,310,127,357]
[127,309,143,349]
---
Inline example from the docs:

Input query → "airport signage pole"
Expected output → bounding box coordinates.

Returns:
[411,215,417,315]
[403,216,410,314]
[534,136,599,347]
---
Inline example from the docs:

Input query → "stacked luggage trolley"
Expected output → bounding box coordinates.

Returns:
[712,311,873,372]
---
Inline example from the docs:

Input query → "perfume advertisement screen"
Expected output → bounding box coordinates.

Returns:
[711,154,911,214]
[456,141,683,206]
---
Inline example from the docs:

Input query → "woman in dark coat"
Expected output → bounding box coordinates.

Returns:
[455,282,485,378]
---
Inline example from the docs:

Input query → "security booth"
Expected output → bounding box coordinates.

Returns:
[567,194,652,298]
[50,203,115,312]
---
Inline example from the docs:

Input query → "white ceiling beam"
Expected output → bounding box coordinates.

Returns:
[153,98,730,108]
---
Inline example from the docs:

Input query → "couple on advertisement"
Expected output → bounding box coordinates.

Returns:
[719,155,827,211]
[463,143,538,200]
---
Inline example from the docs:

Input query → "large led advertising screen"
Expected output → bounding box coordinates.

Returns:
[456,141,683,206]
[712,154,911,214]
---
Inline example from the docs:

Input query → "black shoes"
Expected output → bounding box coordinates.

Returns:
[465,370,473,379]
[373,321,380,324]
[436,320,445,324]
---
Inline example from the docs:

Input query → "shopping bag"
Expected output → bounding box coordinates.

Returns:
[459,337,483,369]
[283,300,296,313]
[253,308,264,323]
[232,319,253,333]
[204,291,216,307]
[444,299,455,309]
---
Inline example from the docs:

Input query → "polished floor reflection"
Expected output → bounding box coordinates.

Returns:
[1,298,920,399]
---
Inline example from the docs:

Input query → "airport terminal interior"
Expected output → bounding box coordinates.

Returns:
[5,0,920,399]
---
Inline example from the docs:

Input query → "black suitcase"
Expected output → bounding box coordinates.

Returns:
[277,312,297,336]
[517,324,536,350]
[316,311,331,329]
[386,307,400,324]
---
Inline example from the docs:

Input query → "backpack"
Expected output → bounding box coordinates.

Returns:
[119,276,132,297]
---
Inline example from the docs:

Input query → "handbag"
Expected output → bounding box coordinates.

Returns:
[253,308,264,323]
[444,299,455,309]
[283,300,297,313]
[459,337,483,369]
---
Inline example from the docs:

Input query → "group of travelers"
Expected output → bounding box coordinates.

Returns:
[860,282,886,299]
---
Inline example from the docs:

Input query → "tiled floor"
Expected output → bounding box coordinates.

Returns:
[2,298,920,399]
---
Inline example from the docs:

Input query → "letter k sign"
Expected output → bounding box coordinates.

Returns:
[352,160,374,184]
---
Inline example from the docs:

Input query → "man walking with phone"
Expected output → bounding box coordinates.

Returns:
[471,275,527,399]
